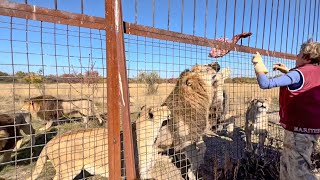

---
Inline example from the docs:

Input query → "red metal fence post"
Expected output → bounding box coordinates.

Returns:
[106,0,137,179]
[106,0,121,179]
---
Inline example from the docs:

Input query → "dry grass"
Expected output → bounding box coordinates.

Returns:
[0,83,108,114]
[0,82,281,179]
[0,82,279,114]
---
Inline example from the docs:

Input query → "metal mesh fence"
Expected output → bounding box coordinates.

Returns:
[0,0,319,179]
[125,33,296,179]
[0,15,108,179]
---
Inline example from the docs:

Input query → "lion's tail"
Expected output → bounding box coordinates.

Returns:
[27,146,48,180]
[93,103,105,125]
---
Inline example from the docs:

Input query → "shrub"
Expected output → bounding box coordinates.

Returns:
[23,69,45,94]
[0,71,11,82]
[59,73,82,83]
[137,71,160,95]
[84,70,101,84]
[225,77,257,84]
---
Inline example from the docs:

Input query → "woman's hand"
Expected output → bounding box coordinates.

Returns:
[273,63,289,73]
[252,52,269,74]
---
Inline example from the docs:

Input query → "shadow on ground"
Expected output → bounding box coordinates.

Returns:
[200,127,281,180]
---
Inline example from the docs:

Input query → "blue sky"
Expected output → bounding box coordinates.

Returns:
[0,0,319,78]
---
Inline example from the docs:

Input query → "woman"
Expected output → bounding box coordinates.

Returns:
[252,39,320,180]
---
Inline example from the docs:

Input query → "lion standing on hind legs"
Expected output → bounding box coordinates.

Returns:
[206,67,233,136]
[162,62,230,179]
[154,66,232,152]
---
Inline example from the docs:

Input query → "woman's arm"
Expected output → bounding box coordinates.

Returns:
[257,70,302,89]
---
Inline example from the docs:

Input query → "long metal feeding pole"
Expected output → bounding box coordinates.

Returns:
[106,0,137,179]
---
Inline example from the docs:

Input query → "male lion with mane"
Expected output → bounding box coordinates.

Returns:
[161,62,231,179]
[155,64,232,152]
[21,95,104,130]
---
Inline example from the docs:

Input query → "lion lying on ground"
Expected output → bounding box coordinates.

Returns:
[27,105,182,180]
[21,95,104,131]
[0,111,35,164]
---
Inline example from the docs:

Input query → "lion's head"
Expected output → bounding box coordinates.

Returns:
[247,98,269,114]
[166,62,221,109]
[136,105,171,144]
[246,98,270,133]
[21,95,63,121]
[160,62,224,148]
[21,100,40,115]
[135,105,172,179]
[184,62,220,88]
[21,95,57,112]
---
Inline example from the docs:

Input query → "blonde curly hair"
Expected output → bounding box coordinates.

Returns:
[300,38,320,63]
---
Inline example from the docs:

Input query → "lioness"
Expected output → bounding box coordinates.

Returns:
[245,98,270,154]
[136,105,183,179]
[21,95,104,131]
[207,67,232,134]
[161,62,227,179]
[27,106,182,180]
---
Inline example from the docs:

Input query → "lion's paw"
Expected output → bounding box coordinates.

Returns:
[221,67,232,79]
[39,127,48,131]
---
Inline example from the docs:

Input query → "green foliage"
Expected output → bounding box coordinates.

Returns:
[1,70,266,86]
[0,71,11,82]
[23,69,45,94]
[23,70,44,84]
[137,71,160,94]
[0,71,9,76]
[15,71,27,78]
[225,77,258,84]
[23,73,44,84]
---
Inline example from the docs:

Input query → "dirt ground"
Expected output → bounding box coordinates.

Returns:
[0,82,282,179]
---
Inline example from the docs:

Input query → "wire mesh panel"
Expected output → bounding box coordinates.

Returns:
[0,0,320,180]
[0,15,108,179]
[123,0,319,179]
[0,1,134,180]
[125,33,298,179]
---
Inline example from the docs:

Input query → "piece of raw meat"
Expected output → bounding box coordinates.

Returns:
[208,32,252,58]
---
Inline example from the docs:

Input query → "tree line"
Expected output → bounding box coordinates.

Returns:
[0,70,103,84]
[0,70,260,84]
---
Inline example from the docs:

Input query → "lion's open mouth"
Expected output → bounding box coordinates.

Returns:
[258,105,268,112]
[208,62,221,72]
[201,62,221,74]
[211,74,217,82]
